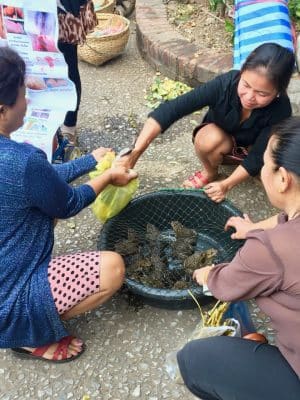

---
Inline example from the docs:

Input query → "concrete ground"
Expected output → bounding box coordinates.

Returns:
[0,14,281,400]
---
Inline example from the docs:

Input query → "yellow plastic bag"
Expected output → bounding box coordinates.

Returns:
[89,151,139,223]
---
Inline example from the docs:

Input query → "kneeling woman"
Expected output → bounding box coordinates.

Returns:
[0,47,137,363]
[178,117,300,399]
[121,43,295,202]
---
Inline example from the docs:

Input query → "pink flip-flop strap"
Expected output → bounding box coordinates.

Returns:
[193,171,209,185]
[188,171,209,188]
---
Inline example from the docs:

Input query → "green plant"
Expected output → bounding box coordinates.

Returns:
[288,0,300,20]
[208,0,225,13]
[169,3,195,25]
[225,18,234,43]
[208,0,234,18]
[145,76,191,109]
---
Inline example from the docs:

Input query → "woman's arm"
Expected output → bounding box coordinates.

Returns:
[53,147,111,183]
[221,164,250,191]
[204,164,250,202]
[195,233,282,302]
[25,150,137,219]
[53,154,96,182]
[25,152,96,218]
[120,73,227,168]
[122,117,162,168]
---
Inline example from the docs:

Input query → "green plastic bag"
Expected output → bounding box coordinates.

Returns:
[89,152,139,223]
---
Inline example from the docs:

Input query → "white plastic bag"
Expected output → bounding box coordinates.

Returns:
[189,318,241,340]
[165,318,240,384]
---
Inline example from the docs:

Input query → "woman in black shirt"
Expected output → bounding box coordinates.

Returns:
[121,43,295,202]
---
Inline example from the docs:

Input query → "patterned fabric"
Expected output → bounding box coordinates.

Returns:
[58,0,97,45]
[59,0,87,17]
[0,135,97,348]
[48,251,101,314]
[233,0,294,69]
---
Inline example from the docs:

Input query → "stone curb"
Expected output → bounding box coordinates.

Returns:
[135,0,300,113]
[135,0,232,86]
[136,0,232,86]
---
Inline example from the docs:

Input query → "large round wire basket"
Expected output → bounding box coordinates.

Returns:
[98,189,244,309]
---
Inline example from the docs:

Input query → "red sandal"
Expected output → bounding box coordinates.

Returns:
[11,335,85,363]
[184,171,209,189]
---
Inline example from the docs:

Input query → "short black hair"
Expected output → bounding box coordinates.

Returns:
[271,117,300,177]
[0,46,26,106]
[241,43,295,94]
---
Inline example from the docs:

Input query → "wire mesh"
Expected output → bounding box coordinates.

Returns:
[98,189,244,308]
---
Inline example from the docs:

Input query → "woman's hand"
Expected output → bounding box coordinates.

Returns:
[224,213,255,239]
[91,147,112,162]
[109,166,138,186]
[115,149,140,169]
[204,180,229,203]
[193,265,213,286]
[87,166,137,195]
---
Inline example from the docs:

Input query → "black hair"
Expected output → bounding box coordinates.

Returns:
[0,46,25,106]
[241,43,295,94]
[271,117,300,177]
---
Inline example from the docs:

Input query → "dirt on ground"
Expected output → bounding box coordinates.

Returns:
[166,0,300,58]
[166,0,233,54]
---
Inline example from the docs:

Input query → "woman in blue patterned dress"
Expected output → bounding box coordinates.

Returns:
[0,46,137,363]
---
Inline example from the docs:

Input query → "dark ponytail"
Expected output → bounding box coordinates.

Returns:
[0,47,25,106]
[241,43,295,94]
[271,117,300,177]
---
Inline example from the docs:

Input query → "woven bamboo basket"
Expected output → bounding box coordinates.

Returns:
[78,13,130,66]
[93,0,116,15]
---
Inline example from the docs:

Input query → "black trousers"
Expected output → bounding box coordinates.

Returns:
[177,336,300,400]
[58,41,81,127]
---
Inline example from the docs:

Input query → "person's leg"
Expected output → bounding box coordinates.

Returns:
[177,336,300,400]
[58,41,81,133]
[183,123,233,188]
[22,250,124,361]
[61,251,125,320]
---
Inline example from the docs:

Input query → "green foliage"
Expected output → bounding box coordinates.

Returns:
[208,0,225,12]
[288,0,300,20]
[225,18,234,43]
[145,76,191,109]
[169,3,195,25]
[205,0,235,44]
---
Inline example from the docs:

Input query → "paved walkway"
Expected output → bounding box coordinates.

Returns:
[0,4,298,400]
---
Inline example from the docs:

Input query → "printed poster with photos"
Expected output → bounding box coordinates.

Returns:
[0,0,77,161]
